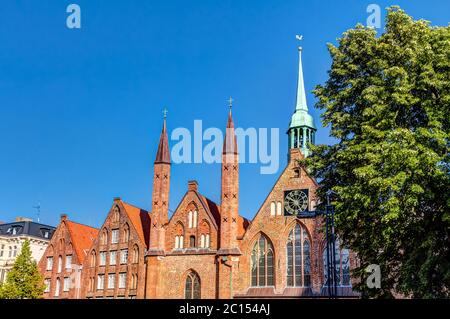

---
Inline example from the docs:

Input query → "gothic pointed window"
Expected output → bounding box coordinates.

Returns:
[193,211,198,227]
[200,234,205,248]
[132,245,139,264]
[276,202,282,216]
[184,271,200,299]
[188,211,193,228]
[122,223,130,243]
[322,239,351,287]
[270,202,276,216]
[286,223,311,287]
[113,206,120,223]
[250,234,274,287]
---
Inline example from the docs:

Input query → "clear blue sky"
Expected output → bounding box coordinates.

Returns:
[0,0,448,227]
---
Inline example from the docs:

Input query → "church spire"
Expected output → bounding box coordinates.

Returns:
[155,108,170,164]
[295,42,308,112]
[223,97,238,154]
[288,36,317,159]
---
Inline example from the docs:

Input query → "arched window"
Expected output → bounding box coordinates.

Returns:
[190,236,196,248]
[193,211,198,227]
[131,274,138,290]
[250,234,274,287]
[101,229,108,245]
[55,278,61,297]
[175,236,180,249]
[205,234,210,248]
[188,211,193,228]
[57,256,63,273]
[200,234,205,248]
[286,223,311,287]
[132,245,139,264]
[270,202,276,216]
[59,238,65,249]
[276,202,282,216]
[122,224,130,243]
[113,206,120,223]
[90,251,96,267]
[175,222,185,249]
[322,239,351,286]
[184,271,200,299]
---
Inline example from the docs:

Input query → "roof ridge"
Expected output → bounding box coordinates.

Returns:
[66,219,99,231]
[121,200,149,213]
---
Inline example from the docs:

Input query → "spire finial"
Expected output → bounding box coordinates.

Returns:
[227,96,234,110]
[163,107,168,119]
[296,34,303,51]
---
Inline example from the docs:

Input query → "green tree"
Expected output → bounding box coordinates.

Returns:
[304,7,450,298]
[0,240,45,299]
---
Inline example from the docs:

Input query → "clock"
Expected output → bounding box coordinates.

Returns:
[284,189,309,216]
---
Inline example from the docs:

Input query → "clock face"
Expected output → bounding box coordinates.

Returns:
[284,189,309,216]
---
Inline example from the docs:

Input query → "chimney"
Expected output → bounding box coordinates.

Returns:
[15,216,33,222]
[188,180,198,192]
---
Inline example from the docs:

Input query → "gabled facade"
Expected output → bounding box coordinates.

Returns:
[80,199,150,299]
[38,215,97,299]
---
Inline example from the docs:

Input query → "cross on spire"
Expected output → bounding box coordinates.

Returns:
[227,96,234,110]
[296,34,303,51]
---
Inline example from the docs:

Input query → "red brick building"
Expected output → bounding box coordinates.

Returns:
[39,215,98,299]
[40,46,358,299]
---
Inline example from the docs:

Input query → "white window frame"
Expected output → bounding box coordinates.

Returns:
[44,279,51,293]
[97,274,105,290]
[179,236,184,248]
[119,273,127,289]
[46,257,53,271]
[108,274,115,289]
[65,255,72,270]
[120,249,128,264]
[193,211,198,227]
[200,234,205,248]
[63,277,70,292]
[277,201,282,215]
[270,202,276,216]
[55,278,60,297]
[57,256,63,273]
[99,251,107,266]
[188,211,193,228]
[109,251,117,265]
[111,229,119,244]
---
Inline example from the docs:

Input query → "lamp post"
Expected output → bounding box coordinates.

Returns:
[325,190,338,298]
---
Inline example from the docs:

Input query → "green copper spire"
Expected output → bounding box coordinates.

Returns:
[295,43,308,112]
[287,36,317,159]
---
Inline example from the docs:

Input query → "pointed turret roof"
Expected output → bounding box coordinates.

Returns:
[155,114,171,164]
[223,107,238,155]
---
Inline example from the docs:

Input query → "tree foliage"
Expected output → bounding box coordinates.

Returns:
[304,7,450,298]
[0,240,45,299]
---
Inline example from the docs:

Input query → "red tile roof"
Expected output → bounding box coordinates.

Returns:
[65,221,98,263]
[120,201,151,248]
[200,194,250,238]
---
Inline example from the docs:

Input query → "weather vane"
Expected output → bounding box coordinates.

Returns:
[227,96,234,110]
[296,34,303,50]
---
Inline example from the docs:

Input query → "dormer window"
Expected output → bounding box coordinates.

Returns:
[41,228,51,239]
